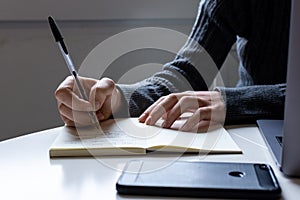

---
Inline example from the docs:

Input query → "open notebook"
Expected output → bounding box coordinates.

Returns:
[49,118,242,157]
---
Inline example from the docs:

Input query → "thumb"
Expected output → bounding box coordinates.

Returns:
[89,77,115,111]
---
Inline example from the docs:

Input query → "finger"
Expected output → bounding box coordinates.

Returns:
[58,103,75,122]
[161,113,168,120]
[56,76,74,90]
[178,120,221,133]
[180,107,211,132]
[145,94,180,126]
[161,103,185,128]
[59,103,96,126]
[138,97,165,123]
[98,95,113,121]
[162,96,207,128]
[55,86,95,112]
[210,102,226,123]
[89,77,115,110]
[60,115,75,127]
[139,91,210,124]
[89,78,116,121]
[195,120,222,133]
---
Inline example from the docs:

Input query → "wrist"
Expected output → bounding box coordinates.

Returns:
[111,87,122,115]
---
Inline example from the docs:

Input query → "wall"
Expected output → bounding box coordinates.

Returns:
[0,0,238,141]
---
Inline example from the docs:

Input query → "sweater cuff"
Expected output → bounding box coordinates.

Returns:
[214,84,286,125]
[214,87,240,125]
[113,83,140,118]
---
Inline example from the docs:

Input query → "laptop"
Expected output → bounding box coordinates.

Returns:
[257,0,300,177]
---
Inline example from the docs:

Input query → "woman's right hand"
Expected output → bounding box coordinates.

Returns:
[54,76,121,127]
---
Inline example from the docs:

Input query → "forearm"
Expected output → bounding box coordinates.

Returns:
[115,68,195,117]
[113,0,250,118]
[216,84,286,125]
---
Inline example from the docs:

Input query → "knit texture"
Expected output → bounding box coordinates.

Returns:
[115,0,291,125]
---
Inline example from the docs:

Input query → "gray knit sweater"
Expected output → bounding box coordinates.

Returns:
[116,0,291,125]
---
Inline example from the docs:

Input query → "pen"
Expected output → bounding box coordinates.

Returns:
[48,16,100,130]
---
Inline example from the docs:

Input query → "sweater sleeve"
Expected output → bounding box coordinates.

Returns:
[114,0,239,118]
[215,84,286,125]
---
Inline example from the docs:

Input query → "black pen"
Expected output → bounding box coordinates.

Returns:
[48,16,100,130]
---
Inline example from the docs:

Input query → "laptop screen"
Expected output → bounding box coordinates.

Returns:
[281,0,300,177]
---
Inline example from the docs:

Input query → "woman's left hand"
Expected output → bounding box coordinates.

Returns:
[138,91,226,132]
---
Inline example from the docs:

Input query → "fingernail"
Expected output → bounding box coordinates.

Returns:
[138,113,147,121]
[145,116,152,125]
[162,120,169,128]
